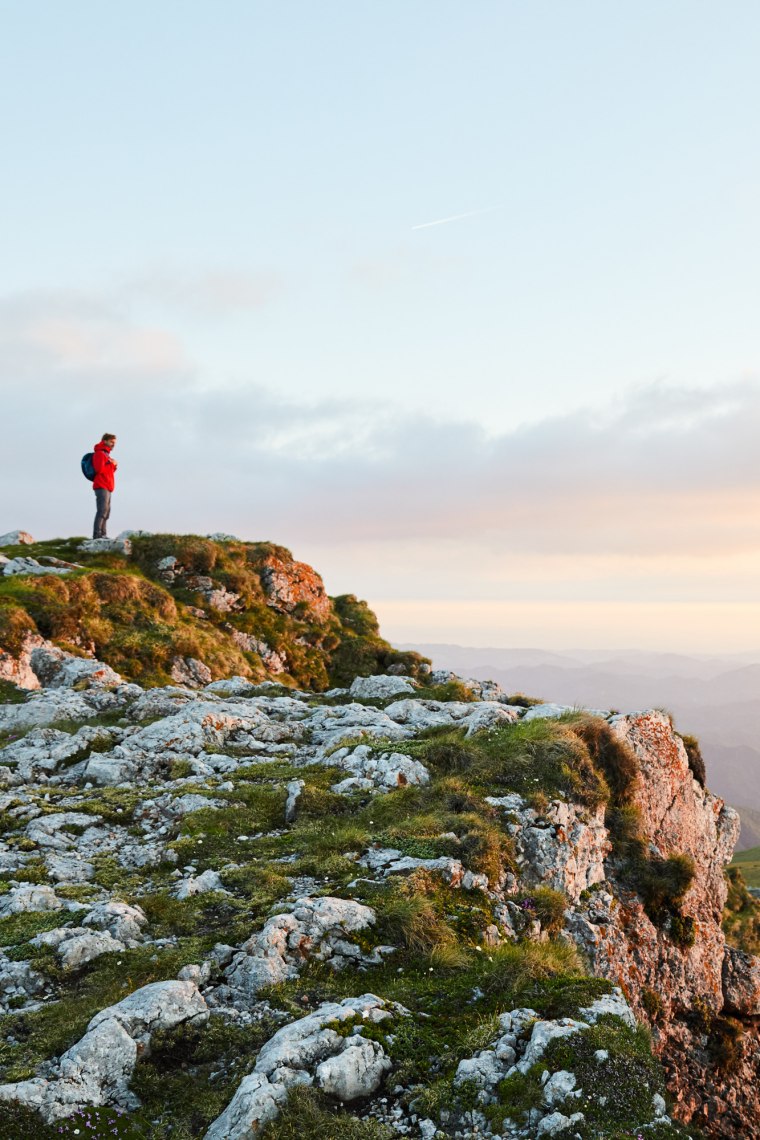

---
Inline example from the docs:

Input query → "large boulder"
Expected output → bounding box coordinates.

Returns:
[0,980,208,1122]
[30,646,123,690]
[327,743,429,791]
[204,995,397,1140]
[221,898,378,1004]
[349,675,417,701]
[2,557,72,578]
[0,530,34,546]
[259,553,332,622]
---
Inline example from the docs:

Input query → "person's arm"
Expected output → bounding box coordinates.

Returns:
[92,450,107,476]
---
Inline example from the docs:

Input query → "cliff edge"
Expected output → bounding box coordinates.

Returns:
[0,532,758,1139]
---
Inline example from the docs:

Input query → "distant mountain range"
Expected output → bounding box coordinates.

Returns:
[403,643,760,850]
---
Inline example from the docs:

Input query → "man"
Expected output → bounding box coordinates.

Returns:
[92,433,118,539]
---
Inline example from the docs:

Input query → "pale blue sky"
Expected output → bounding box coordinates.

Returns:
[2,2,759,649]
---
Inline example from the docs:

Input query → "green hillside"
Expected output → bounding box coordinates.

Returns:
[0,534,427,690]
[730,844,760,888]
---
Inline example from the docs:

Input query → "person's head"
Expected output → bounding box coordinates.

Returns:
[101,433,116,449]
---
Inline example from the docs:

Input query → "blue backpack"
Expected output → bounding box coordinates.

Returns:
[81,453,96,482]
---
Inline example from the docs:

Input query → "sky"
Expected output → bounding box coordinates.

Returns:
[1,1,759,652]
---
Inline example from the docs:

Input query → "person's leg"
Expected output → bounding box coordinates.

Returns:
[102,490,111,537]
[94,489,110,538]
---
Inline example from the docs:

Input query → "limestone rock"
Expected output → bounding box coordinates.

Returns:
[259,554,332,622]
[327,743,429,791]
[0,631,46,689]
[723,946,760,1016]
[0,530,34,546]
[221,897,377,1004]
[0,951,46,1014]
[205,675,259,696]
[536,1111,585,1137]
[45,853,95,883]
[0,980,207,1122]
[170,656,213,688]
[78,534,133,555]
[488,792,609,903]
[30,646,123,690]
[3,557,72,577]
[0,884,66,916]
[83,900,148,945]
[203,1071,290,1139]
[57,930,125,971]
[204,995,397,1140]
[88,979,209,1047]
[349,674,417,700]
[314,1036,391,1100]
[1,725,116,781]
[542,1069,579,1107]
[174,868,225,900]
[284,778,305,822]
[229,630,288,673]
[383,697,518,737]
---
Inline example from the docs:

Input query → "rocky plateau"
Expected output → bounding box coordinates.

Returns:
[0,533,758,1140]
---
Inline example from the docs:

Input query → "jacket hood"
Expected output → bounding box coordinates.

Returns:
[94,441,112,452]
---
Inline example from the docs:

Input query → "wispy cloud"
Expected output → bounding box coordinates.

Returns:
[411,207,498,231]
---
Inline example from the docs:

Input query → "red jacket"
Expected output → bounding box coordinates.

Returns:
[92,442,117,491]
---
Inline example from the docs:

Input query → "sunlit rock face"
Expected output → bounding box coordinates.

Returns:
[259,551,332,622]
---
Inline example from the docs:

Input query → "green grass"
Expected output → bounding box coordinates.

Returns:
[0,1104,148,1139]
[0,911,68,948]
[410,717,611,808]
[0,679,27,704]
[730,844,760,888]
[723,866,760,955]
[260,1088,395,1139]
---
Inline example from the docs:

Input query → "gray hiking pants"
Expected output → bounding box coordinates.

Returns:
[93,489,111,538]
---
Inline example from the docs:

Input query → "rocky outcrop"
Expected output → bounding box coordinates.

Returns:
[348,674,418,700]
[0,632,47,689]
[0,534,430,691]
[326,742,430,791]
[452,992,668,1138]
[217,897,383,1006]
[560,711,754,1135]
[203,995,398,1140]
[229,630,287,673]
[169,655,213,688]
[0,980,208,1122]
[259,552,332,622]
[488,792,609,903]
[0,531,35,546]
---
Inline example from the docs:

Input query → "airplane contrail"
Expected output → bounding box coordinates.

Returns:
[411,207,496,231]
